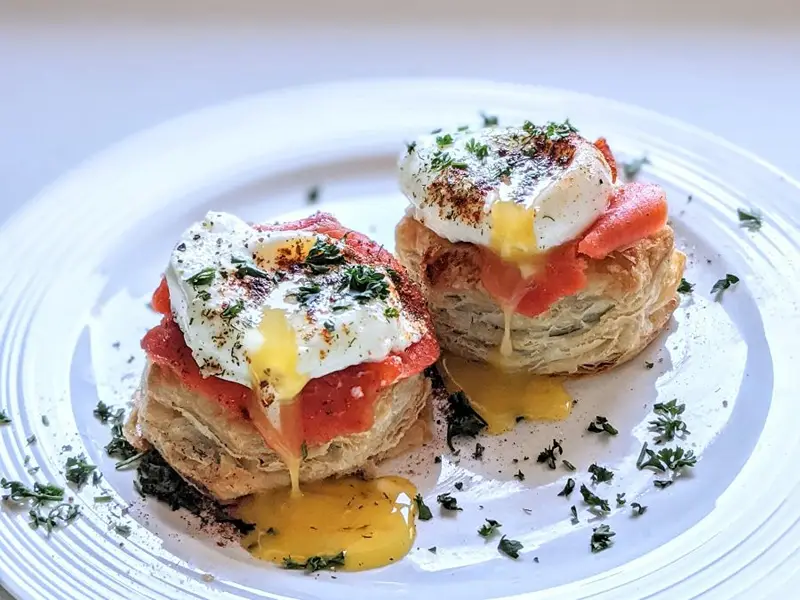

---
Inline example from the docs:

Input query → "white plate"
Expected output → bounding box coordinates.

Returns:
[1,79,799,600]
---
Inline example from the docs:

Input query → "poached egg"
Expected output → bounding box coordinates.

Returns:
[398,120,614,263]
[165,211,424,402]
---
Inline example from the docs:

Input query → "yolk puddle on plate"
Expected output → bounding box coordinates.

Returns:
[440,352,571,434]
[237,476,418,571]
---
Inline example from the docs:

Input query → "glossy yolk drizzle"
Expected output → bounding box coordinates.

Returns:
[440,353,571,434]
[238,476,418,571]
[236,228,425,571]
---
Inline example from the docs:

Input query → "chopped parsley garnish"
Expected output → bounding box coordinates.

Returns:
[654,480,674,489]
[677,278,694,293]
[29,503,80,533]
[414,494,432,521]
[497,535,523,559]
[472,442,485,460]
[300,441,308,460]
[428,546,437,553]
[562,459,576,471]
[436,492,462,511]
[445,391,487,452]
[570,505,579,523]
[587,415,618,436]
[339,265,389,304]
[295,283,321,305]
[221,299,245,320]
[430,150,468,172]
[588,463,614,484]
[645,361,654,369]
[711,274,739,301]
[406,141,417,153]
[558,478,575,497]
[579,484,610,513]
[537,439,563,469]
[234,260,272,280]
[457,125,469,131]
[186,267,215,287]
[198,290,211,301]
[304,238,345,274]
[323,320,335,332]
[26,435,36,445]
[636,442,697,473]
[454,482,463,491]
[0,410,11,425]
[435,134,454,148]
[478,518,502,537]
[64,455,96,489]
[340,265,389,303]
[1,478,64,504]
[383,306,400,319]
[465,138,489,159]
[113,523,132,537]
[621,156,650,180]
[590,524,615,553]
[737,208,762,231]
[431,128,442,134]
[94,401,123,424]
[306,186,320,205]
[480,112,499,127]
[522,119,578,142]
[616,493,626,506]
[94,495,113,503]
[283,551,346,573]
[649,399,689,443]
[631,502,647,515]
[513,470,525,481]
[105,424,140,464]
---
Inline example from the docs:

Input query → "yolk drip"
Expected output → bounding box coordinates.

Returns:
[246,308,309,493]
[238,476,418,571]
[489,201,539,264]
[440,353,572,434]
[248,308,310,403]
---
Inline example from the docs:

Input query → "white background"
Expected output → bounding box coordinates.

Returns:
[0,1,798,598]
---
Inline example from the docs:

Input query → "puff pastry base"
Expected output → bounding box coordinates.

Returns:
[395,215,685,374]
[125,362,432,502]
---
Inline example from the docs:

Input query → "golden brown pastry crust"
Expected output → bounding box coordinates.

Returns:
[395,214,685,374]
[125,362,432,502]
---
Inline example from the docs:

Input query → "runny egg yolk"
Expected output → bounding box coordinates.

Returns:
[238,476,418,571]
[440,353,571,434]
[248,308,310,403]
[240,236,421,571]
[489,200,539,264]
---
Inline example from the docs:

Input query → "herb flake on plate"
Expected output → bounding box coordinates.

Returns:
[590,524,615,553]
[497,535,523,559]
[710,274,739,301]
[436,493,462,511]
[677,278,694,293]
[445,391,487,452]
[737,208,762,231]
[414,494,433,521]
[478,519,502,537]
[283,551,346,573]
[587,415,618,436]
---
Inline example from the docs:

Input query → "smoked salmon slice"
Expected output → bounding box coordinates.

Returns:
[481,242,588,318]
[578,182,668,259]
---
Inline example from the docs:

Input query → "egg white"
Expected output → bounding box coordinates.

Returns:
[165,212,423,390]
[398,125,614,252]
